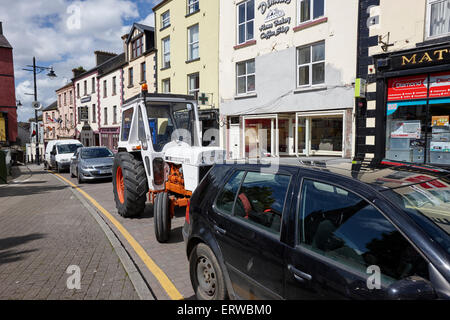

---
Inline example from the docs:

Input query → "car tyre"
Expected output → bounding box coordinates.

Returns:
[112,152,148,218]
[77,170,84,184]
[154,191,171,243]
[189,243,228,300]
[70,166,75,178]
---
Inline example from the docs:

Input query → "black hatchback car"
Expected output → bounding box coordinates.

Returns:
[182,159,450,300]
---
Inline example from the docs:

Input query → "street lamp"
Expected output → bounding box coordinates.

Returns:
[22,57,57,165]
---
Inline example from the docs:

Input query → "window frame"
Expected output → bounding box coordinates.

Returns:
[162,78,171,93]
[188,72,200,99]
[213,169,292,238]
[162,37,171,69]
[128,67,134,87]
[187,0,200,15]
[237,0,255,45]
[141,62,146,83]
[161,10,170,29]
[131,36,144,59]
[425,0,450,39]
[297,0,326,25]
[187,24,200,61]
[296,41,326,88]
[236,59,256,95]
[294,177,431,278]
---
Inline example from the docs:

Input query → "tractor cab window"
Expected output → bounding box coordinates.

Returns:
[146,102,197,152]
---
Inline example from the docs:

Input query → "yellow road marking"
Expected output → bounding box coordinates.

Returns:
[52,172,184,300]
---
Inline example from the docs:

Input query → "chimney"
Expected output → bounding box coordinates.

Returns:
[94,51,117,66]
[72,67,86,78]
[122,33,129,61]
[0,22,3,35]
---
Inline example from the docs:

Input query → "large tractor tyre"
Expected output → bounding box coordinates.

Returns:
[154,191,171,243]
[189,243,228,300]
[113,152,148,218]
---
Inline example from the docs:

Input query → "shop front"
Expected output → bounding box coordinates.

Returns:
[100,127,120,152]
[374,44,450,167]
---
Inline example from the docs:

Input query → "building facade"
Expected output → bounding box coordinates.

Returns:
[357,0,450,167]
[73,51,116,147]
[55,83,76,140]
[153,0,220,110]
[219,0,358,159]
[122,23,157,102]
[0,21,17,145]
[98,53,126,151]
[42,101,59,144]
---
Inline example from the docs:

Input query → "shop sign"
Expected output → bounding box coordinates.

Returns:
[387,75,428,101]
[80,96,91,103]
[79,106,88,121]
[391,47,450,70]
[429,72,450,98]
[258,0,292,40]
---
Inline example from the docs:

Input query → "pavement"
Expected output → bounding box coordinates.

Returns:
[0,164,140,300]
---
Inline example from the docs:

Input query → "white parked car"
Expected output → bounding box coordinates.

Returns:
[45,140,83,172]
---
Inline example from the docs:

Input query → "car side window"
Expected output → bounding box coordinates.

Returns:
[298,179,429,285]
[234,172,291,236]
[215,171,246,215]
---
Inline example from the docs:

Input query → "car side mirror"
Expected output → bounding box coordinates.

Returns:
[388,276,436,300]
[71,156,77,161]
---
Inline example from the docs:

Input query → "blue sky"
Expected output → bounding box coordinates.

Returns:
[0,0,159,122]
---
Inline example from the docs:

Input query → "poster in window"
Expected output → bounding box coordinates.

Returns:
[387,75,428,101]
[429,72,450,98]
[432,115,449,126]
[390,120,421,139]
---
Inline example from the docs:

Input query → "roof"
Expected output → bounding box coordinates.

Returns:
[125,22,155,45]
[153,0,170,11]
[98,53,126,77]
[0,34,11,49]
[56,82,73,92]
[42,101,58,112]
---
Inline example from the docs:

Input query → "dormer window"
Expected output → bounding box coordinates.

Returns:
[131,36,144,59]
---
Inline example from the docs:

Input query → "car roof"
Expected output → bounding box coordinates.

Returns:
[221,158,450,191]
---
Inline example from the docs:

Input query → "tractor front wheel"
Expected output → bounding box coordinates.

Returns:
[113,152,148,218]
[154,191,171,243]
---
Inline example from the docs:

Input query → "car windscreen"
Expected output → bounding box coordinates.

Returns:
[145,102,197,152]
[381,179,450,255]
[57,144,83,154]
[81,148,113,159]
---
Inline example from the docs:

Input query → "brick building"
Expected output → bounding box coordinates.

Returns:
[0,21,17,145]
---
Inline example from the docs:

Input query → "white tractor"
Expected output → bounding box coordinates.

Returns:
[112,86,225,243]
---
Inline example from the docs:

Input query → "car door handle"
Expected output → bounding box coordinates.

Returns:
[288,265,312,282]
[214,225,227,235]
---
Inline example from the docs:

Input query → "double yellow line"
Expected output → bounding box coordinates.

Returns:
[52,172,184,300]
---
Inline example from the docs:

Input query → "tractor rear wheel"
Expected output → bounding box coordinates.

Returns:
[113,152,148,218]
[154,191,171,243]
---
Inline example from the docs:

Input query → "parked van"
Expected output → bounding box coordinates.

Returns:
[44,140,83,172]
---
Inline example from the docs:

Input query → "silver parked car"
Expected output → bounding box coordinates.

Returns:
[70,147,114,183]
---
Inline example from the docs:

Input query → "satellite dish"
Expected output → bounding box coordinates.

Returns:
[32,101,42,110]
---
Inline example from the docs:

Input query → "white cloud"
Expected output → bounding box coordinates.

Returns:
[0,0,155,121]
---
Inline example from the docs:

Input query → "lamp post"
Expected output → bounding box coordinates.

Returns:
[23,57,57,165]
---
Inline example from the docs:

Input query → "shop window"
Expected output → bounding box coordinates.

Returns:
[386,73,450,165]
[297,41,325,87]
[427,0,450,38]
[237,0,254,45]
[311,117,343,152]
[298,0,325,24]
[236,59,255,95]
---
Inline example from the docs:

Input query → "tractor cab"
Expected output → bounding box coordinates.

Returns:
[114,88,225,242]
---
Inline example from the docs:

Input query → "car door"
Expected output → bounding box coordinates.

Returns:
[72,149,80,174]
[208,167,295,300]
[284,176,432,300]
[50,145,57,168]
